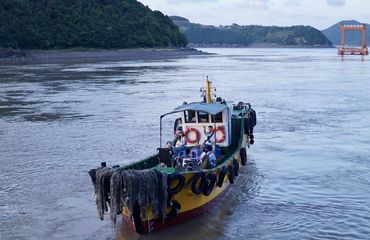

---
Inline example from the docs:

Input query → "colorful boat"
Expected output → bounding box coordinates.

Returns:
[88,78,257,234]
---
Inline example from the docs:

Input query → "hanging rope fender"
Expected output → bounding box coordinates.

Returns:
[167,173,185,196]
[233,158,240,177]
[185,127,200,144]
[217,166,227,188]
[91,167,169,226]
[240,148,247,166]
[191,171,207,195]
[212,126,226,143]
[202,172,217,196]
[228,165,235,184]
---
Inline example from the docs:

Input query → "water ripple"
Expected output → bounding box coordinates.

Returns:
[1,48,370,239]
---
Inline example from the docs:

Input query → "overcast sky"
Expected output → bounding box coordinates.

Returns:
[139,0,370,30]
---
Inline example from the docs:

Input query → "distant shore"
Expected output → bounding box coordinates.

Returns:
[188,43,334,48]
[0,48,209,64]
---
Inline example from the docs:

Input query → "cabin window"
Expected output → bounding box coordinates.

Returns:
[184,110,197,123]
[198,111,209,123]
[211,112,223,123]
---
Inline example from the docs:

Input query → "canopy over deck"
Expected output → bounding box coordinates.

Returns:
[161,102,227,118]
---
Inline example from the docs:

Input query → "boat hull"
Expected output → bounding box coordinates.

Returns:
[123,184,230,234]
[121,128,249,234]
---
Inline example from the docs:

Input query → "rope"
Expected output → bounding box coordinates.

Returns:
[92,167,168,224]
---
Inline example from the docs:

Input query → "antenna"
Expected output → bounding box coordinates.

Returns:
[202,73,205,88]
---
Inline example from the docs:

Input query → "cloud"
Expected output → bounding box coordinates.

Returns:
[326,0,346,7]
[284,0,303,6]
[232,0,270,10]
[168,0,218,2]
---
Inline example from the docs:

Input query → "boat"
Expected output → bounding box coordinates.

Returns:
[88,77,257,234]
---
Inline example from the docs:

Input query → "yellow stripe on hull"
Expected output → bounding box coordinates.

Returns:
[122,133,249,222]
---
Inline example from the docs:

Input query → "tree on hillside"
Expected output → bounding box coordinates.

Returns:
[0,0,187,49]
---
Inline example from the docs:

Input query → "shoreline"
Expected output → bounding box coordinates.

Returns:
[0,45,336,65]
[0,48,209,65]
[188,43,334,48]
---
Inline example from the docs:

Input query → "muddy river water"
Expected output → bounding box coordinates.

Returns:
[1,48,370,240]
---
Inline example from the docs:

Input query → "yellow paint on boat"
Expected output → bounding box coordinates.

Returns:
[122,133,250,221]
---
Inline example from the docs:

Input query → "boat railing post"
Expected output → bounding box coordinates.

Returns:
[160,116,163,149]
[213,115,216,152]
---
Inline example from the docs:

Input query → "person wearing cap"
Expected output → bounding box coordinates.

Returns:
[200,144,216,169]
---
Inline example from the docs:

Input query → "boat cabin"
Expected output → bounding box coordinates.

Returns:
[156,77,254,171]
[159,100,235,171]
[164,102,232,148]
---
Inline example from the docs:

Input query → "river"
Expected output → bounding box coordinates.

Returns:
[1,48,369,240]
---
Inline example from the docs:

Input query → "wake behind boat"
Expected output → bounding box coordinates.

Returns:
[88,77,257,234]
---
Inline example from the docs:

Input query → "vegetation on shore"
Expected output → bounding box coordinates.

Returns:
[171,16,332,47]
[0,0,187,50]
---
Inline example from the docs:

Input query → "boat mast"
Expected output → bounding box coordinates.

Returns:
[205,76,213,104]
[205,76,217,149]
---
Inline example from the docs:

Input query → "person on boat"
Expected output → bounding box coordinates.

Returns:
[165,141,175,155]
[172,126,183,144]
[172,129,187,156]
[164,141,179,167]
[200,144,216,169]
[203,125,214,145]
[173,118,182,134]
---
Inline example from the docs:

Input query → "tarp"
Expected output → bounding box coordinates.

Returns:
[161,102,227,118]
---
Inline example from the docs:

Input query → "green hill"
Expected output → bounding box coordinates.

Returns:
[0,0,187,49]
[322,20,370,46]
[171,16,331,47]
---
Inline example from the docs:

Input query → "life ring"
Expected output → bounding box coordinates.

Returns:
[212,126,226,143]
[240,148,247,166]
[167,173,185,196]
[233,158,239,177]
[228,165,235,184]
[185,127,200,144]
[191,171,207,195]
[203,172,217,196]
[217,166,227,188]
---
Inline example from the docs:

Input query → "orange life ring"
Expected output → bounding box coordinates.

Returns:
[185,128,200,144]
[212,126,226,143]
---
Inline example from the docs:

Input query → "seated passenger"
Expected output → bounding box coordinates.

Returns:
[173,118,182,135]
[172,130,187,156]
[158,142,175,167]
[200,144,216,169]
[165,141,175,155]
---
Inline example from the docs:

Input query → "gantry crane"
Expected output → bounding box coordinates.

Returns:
[338,24,368,55]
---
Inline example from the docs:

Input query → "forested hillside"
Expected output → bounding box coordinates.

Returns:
[171,16,331,47]
[0,0,187,49]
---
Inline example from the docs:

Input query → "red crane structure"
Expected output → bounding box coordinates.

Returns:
[338,24,369,55]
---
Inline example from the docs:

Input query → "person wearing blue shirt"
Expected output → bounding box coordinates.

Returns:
[200,144,216,169]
